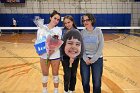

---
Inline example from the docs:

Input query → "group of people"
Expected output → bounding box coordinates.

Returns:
[36,10,104,93]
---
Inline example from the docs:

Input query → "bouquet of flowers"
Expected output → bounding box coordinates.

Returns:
[46,35,63,63]
[34,16,63,64]
[34,16,48,55]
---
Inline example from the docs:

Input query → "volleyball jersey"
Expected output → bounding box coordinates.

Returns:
[37,24,62,59]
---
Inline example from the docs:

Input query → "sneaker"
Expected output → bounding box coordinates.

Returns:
[54,88,58,93]
[42,88,48,93]
[64,91,68,93]
[69,90,73,93]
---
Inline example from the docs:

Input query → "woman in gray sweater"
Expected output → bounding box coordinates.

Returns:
[80,13,104,93]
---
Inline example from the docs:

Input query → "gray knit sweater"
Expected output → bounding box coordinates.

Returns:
[81,27,104,63]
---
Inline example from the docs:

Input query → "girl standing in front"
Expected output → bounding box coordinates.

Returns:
[61,30,84,93]
[61,15,80,93]
[37,10,62,93]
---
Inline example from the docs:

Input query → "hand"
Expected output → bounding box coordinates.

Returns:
[69,58,74,67]
[70,58,74,64]
[86,58,92,65]
[48,50,55,55]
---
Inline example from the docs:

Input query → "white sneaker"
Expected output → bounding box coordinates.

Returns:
[64,91,68,93]
[42,88,48,93]
[54,88,58,93]
[69,90,73,93]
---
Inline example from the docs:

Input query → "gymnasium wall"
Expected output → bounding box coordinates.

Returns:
[0,0,139,27]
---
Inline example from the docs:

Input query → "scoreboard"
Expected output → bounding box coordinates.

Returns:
[1,0,25,3]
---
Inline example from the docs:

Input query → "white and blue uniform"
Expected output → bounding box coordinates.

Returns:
[37,24,62,60]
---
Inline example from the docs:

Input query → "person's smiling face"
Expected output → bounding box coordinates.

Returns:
[50,14,60,26]
[64,37,81,58]
[82,16,92,28]
[64,18,73,30]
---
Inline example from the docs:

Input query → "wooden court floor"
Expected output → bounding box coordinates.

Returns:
[0,33,140,93]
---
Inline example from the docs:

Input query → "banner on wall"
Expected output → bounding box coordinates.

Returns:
[1,0,25,3]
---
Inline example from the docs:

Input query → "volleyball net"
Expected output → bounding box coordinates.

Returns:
[0,26,140,34]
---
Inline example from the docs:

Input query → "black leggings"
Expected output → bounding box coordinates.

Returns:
[61,56,79,91]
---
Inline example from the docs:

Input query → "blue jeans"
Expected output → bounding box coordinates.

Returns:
[80,57,103,93]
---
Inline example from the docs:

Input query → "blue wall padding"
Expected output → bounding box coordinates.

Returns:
[0,13,131,27]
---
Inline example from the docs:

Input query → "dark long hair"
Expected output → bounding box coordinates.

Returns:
[61,30,84,58]
[48,10,61,23]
